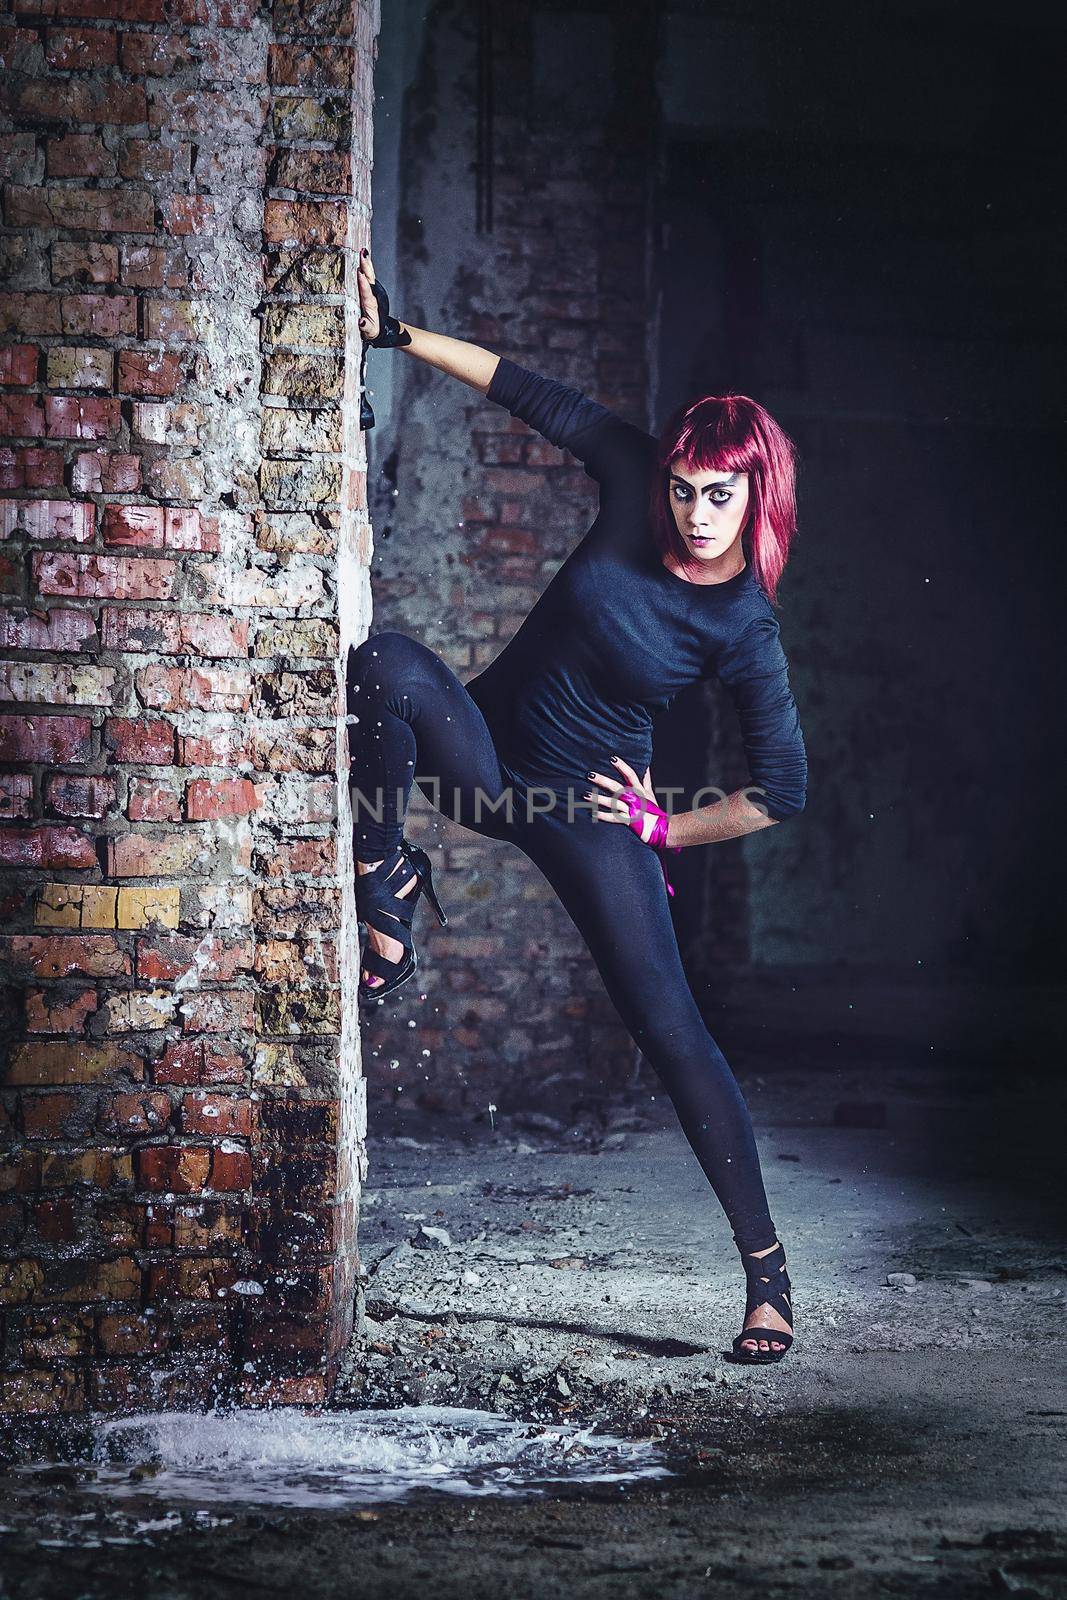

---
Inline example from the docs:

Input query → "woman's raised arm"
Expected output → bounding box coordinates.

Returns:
[358,248,499,394]
[357,246,654,484]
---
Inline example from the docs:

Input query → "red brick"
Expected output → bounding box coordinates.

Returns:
[103,504,208,550]
[116,350,182,397]
[100,606,179,651]
[106,825,205,875]
[263,199,348,249]
[0,28,38,70]
[15,73,148,123]
[70,450,141,493]
[163,196,214,236]
[101,503,162,546]
[184,0,258,22]
[126,775,180,820]
[208,1147,252,1191]
[0,395,46,437]
[103,715,174,762]
[98,1091,171,1135]
[178,727,253,766]
[0,447,65,490]
[179,612,247,656]
[180,1093,253,1137]
[154,1040,244,1086]
[51,242,119,285]
[0,714,93,763]
[0,551,21,594]
[138,934,251,983]
[0,500,95,543]
[50,0,166,19]
[0,1149,41,1193]
[0,346,38,386]
[0,772,34,818]
[0,825,97,870]
[268,43,354,91]
[181,990,255,1037]
[21,1091,80,1139]
[45,26,119,69]
[96,1311,169,1355]
[135,663,251,713]
[118,138,178,182]
[34,550,176,599]
[25,985,98,1034]
[6,186,153,234]
[186,778,259,820]
[46,134,117,179]
[120,30,188,74]
[0,293,62,337]
[3,935,129,980]
[119,244,166,288]
[0,606,95,652]
[44,396,121,440]
[136,1144,210,1193]
[61,293,137,337]
[34,1199,78,1244]
[43,772,116,818]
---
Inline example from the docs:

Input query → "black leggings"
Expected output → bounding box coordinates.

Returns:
[346,630,779,1256]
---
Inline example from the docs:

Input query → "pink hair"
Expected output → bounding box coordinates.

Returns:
[648,391,799,607]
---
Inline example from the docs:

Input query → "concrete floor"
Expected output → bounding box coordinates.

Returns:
[2,1038,1065,1597]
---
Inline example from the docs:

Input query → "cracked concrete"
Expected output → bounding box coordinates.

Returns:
[2,1050,1065,1597]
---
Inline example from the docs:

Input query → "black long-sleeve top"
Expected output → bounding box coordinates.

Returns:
[463,358,808,822]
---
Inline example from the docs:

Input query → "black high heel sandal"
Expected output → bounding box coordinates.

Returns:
[356,838,447,1004]
[728,1240,794,1365]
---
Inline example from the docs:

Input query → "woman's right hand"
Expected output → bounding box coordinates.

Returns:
[357,247,381,342]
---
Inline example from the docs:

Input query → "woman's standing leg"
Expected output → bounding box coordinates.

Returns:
[345,630,515,986]
[522,812,791,1353]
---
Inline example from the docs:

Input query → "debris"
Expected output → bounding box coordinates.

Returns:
[412,1225,451,1250]
[886,1272,918,1288]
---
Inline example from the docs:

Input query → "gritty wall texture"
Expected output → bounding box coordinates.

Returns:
[359,0,680,1118]
[0,0,379,1414]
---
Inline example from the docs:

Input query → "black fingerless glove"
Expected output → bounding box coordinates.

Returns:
[366,278,411,349]
[359,277,411,431]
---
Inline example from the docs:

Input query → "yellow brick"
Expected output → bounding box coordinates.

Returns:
[7,1041,144,1086]
[35,884,83,928]
[81,885,118,929]
[40,1151,113,1188]
[116,886,180,930]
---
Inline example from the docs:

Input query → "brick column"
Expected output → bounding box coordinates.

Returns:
[0,0,377,1414]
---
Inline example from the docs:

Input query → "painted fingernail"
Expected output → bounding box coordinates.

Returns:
[587,771,596,779]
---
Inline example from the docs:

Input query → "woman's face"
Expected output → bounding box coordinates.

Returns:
[667,459,750,567]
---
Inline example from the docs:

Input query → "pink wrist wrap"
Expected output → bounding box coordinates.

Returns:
[618,788,682,899]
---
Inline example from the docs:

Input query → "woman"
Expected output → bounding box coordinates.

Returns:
[347,247,806,1365]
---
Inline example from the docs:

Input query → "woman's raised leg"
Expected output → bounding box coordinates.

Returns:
[345,630,514,987]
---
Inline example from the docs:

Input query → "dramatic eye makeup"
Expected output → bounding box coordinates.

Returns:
[670,472,738,506]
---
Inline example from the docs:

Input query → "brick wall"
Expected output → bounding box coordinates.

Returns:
[362,1,663,1119]
[0,0,379,1413]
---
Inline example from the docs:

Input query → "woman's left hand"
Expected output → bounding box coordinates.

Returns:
[584,756,661,842]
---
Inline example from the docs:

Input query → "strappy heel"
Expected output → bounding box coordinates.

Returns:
[356,838,447,1004]
[728,1240,794,1365]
